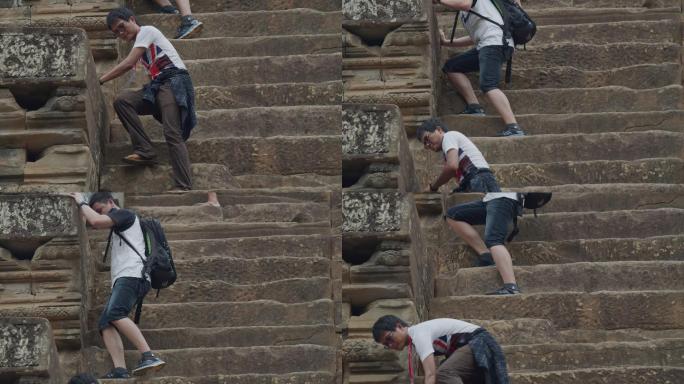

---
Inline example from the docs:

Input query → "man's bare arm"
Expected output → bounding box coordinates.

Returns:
[99,47,146,84]
[430,148,460,191]
[421,354,438,384]
[433,0,473,11]
[67,193,115,229]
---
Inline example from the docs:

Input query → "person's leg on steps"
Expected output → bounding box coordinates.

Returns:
[156,83,192,190]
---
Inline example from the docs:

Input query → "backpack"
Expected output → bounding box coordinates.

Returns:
[103,216,177,323]
[448,0,536,83]
[507,192,552,242]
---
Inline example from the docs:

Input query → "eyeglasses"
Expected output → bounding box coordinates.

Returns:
[422,132,432,148]
[112,21,128,36]
[381,331,394,349]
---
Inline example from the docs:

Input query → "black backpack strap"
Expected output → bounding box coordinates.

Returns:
[103,228,114,264]
[507,216,519,242]
[450,11,459,42]
[505,52,513,84]
[133,295,144,324]
[116,231,147,265]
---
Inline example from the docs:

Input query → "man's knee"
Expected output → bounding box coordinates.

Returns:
[484,237,505,249]
[481,84,500,94]
[113,95,130,112]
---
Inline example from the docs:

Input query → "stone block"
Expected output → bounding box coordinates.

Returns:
[343,104,418,192]
[0,194,77,241]
[343,0,425,22]
[0,148,26,180]
[0,317,63,384]
[0,27,88,85]
[23,144,94,189]
[342,191,408,233]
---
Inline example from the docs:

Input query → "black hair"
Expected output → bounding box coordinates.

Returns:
[372,315,408,342]
[68,373,98,384]
[88,192,114,208]
[416,118,449,142]
[106,7,136,30]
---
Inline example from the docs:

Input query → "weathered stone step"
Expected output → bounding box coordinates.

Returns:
[87,324,335,350]
[441,110,684,137]
[104,136,340,177]
[130,0,340,14]
[95,277,331,306]
[234,174,340,189]
[472,131,684,163]
[430,291,684,330]
[193,82,342,110]
[438,18,681,45]
[164,34,341,60]
[138,10,340,38]
[110,106,340,143]
[92,234,333,263]
[156,221,331,241]
[515,183,684,213]
[502,63,681,90]
[490,158,684,187]
[529,7,681,25]
[506,339,684,372]
[439,235,684,271]
[129,54,340,88]
[190,53,340,86]
[100,163,237,193]
[102,372,335,384]
[89,299,333,329]
[436,261,684,296]
[86,345,336,377]
[97,256,330,285]
[440,42,680,72]
[462,318,684,345]
[478,0,680,11]
[127,189,332,207]
[130,201,329,224]
[513,208,684,242]
[438,85,683,115]
[509,366,684,384]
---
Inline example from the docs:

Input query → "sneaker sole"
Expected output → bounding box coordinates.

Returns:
[177,23,204,40]
[132,361,166,376]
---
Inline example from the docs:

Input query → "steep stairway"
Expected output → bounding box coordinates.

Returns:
[89,0,341,381]
[100,1,342,192]
[84,190,338,382]
[430,1,684,382]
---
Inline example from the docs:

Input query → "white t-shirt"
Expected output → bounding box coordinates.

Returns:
[461,0,514,49]
[408,318,481,361]
[133,25,186,79]
[441,131,490,184]
[107,208,148,287]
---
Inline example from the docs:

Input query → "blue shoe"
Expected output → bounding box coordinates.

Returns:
[175,18,203,39]
[101,367,130,379]
[131,354,166,376]
[496,124,526,137]
[487,285,521,295]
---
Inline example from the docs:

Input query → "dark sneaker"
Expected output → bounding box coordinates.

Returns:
[487,285,521,295]
[496,124,526,137]
[459,104,485,116]
[175,18,203,39]
[131,354,166,376]
[476,252,495,267]
[101,367,130,379]
[159,5,179,14]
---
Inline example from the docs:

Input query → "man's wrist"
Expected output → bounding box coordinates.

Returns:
[78,201,89,208]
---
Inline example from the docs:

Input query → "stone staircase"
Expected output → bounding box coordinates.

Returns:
[427,0,684,382]
[86,0,342,381]
[83,190,339,382]
[101,1,342,192]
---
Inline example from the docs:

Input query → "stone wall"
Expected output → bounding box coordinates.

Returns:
[0,27,108,191]
[0,194,86,378]
[341,104,430,383]
[0,318,63,384]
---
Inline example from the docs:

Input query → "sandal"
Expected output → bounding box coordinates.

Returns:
[122,153,157,165]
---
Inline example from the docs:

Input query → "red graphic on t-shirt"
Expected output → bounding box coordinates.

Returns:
[139,43,174,79]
